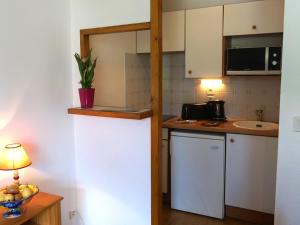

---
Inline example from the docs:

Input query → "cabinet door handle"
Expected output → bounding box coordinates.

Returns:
[230,139,235,143]
[188,70,192,75]
[252,25,257,30]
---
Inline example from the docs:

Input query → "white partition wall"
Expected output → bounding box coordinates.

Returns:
[275,1,300,225]
[70,1,151,225]
[74,117,151,225]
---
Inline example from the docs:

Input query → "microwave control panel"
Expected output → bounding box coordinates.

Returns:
[268,47,282,71]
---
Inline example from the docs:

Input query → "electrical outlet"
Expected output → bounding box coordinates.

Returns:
[69,210,76,220]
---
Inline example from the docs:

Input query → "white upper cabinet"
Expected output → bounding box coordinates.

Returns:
[226,134,278,214]
[136,30,150,53]
[137,10,185,53]
[224,0,284,36]
[185,6,223,78]
[163,10,185,52]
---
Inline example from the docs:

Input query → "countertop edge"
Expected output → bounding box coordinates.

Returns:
[68,108,153,120]
[163,118,279,138]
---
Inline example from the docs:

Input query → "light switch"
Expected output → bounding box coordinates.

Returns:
[293,117,300,132]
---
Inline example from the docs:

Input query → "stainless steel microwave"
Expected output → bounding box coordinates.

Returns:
[226,47,282,75]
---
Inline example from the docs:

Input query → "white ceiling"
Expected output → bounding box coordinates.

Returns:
[163,0,260,11]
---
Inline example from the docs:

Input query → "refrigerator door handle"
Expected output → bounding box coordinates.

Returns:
[210,146,220,150]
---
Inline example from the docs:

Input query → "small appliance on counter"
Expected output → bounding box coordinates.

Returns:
[181,101,226,122]
[181,103,210,121]
[207,100,226,121]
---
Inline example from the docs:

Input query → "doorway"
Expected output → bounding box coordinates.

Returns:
[151,1,283,225]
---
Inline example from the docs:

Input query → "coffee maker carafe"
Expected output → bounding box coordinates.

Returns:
[207,100,226,121]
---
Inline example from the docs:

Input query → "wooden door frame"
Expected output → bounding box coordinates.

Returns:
[150,0,163,225]
[79,22,150,56]
[78,1,162,224]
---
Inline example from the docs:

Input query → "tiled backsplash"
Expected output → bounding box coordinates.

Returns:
[125,53,281,122]
[125,53,151,109]
[163,53,281,122]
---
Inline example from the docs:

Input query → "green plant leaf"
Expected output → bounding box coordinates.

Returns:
[74,49,97,88]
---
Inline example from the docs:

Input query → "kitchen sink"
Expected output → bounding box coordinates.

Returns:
[233,121,279,131]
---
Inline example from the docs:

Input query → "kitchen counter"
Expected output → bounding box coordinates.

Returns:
[163,117,278,137]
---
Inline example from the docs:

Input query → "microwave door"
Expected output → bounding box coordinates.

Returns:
[227,48,266,75]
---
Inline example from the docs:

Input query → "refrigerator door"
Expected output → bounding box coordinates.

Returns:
[171,132,225,219]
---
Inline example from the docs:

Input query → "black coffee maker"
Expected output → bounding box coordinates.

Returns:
[207,100,226,121]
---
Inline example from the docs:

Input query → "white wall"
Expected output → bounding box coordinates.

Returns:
[275,1,300,225]
[74,117,151,225]
[71,0,150,106]
[0,1,76,225]
[70,1,151,225]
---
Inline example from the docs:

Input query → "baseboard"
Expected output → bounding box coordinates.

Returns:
[225,205,274,225]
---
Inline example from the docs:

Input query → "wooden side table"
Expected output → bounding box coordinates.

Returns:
[0,192,63,225]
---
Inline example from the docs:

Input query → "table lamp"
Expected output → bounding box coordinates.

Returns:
[0,143,39,219]
[0,143,32,185]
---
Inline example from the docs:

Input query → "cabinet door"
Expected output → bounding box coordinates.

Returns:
[225,134,278,214]
[31,202,62,225]
[163,10,185,52]
[136,30,150,53]
[137,10,185,53]
[162,139,169,194]
[224,0,284,36]
[185,6,223,78]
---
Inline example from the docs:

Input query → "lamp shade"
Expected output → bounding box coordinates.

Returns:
[0,143,32,170]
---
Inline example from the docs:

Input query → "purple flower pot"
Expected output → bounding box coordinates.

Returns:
[79,88,95,108]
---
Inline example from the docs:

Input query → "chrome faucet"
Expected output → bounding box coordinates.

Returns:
[256,109,264,121]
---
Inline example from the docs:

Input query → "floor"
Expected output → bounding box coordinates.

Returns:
[162,207,257,225]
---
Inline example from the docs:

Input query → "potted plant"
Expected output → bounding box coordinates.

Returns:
[74,50,97,108]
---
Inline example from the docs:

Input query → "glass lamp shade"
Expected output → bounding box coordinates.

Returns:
[0,143,32,170]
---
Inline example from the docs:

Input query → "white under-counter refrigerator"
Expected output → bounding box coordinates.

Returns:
[170,131,225,219]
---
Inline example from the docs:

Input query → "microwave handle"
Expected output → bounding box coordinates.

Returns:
[265,47,269,72]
